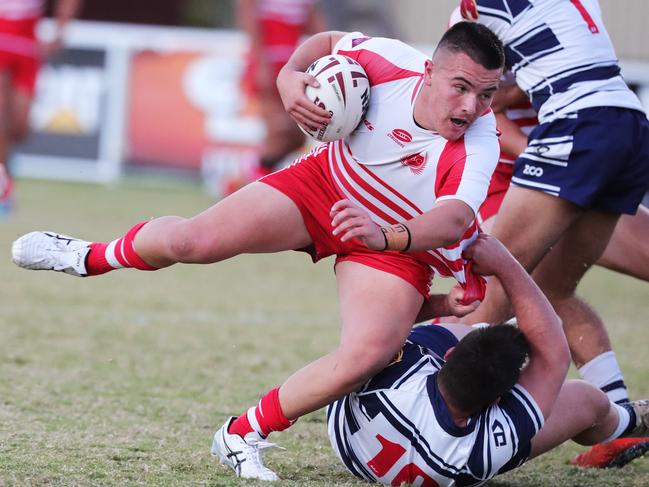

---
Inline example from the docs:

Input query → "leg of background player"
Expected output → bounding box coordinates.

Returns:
[530,210,627,401]
[258,96,305,173]
[597,206,649,282]
[528,380,633,458]
[0,71,13,211]
[462,186,582,325]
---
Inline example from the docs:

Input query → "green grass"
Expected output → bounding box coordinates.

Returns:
[1,179,649,486]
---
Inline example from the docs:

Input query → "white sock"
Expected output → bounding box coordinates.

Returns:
[602,403,634,442]
[579,351,629,404]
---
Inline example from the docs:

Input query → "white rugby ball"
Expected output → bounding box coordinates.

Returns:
[300,54,370,142]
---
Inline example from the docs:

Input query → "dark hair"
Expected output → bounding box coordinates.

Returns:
[435,21,505,70]
[438,325,529,413]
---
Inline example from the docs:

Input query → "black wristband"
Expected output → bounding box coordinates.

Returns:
[380,227,389,251]
[403,224,412,252]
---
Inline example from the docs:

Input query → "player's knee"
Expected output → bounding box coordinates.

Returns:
[166,220,219,263]
[571,380,610,424]
[332,342,398,389]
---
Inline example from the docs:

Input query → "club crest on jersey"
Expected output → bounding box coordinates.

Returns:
[401,152,427,174]
[492,420,507,447]
[388,128,413,147]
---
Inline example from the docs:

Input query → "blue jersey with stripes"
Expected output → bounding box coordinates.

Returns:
[463,0,644,123]
[327,327,544,486]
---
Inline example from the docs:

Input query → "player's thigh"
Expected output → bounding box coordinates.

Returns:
[183,181,312,256]
[529,380,607,459]
[335,260,424,374]
[598,205,649,281]
[531,209,619,298]
[491,186,582,271]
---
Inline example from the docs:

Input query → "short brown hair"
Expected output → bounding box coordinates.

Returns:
[436,21,505,70]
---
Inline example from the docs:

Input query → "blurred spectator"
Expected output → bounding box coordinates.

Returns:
[321,0,398,37]
[0,0,81,214]
[236,0,326,185]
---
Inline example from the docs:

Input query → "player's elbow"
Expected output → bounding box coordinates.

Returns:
[439,214,472,246]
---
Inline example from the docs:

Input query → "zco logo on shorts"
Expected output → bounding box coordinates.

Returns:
[388,128,413,147]
[523,164,544,177]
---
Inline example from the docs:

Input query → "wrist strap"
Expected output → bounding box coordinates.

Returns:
[380,223,411,251]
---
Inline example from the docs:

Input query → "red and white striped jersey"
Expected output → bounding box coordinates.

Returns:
[331,32,500,282]
[257,0,317,26]
[0,0,43,20]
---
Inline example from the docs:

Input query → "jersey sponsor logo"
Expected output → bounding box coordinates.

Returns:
[492,420,507,447]
[401,152,428,175]
[534,144,550,155]
[388,128,413,147]
[522,164,544,177]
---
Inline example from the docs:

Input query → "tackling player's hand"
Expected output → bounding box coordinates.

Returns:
[330,199,385,250]
[462,233,514,276]
[447,284,480,317]
[276,67,331,132]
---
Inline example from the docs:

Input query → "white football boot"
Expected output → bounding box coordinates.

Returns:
[211,417,282,481]
[11,231,90,277]
[628,400,649,437]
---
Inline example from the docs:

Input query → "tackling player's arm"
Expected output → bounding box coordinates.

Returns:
[495,112,528,157]
[491,83,527,113]
[276,31,346,131]
[465,234,571,419]
[415,284,480,323]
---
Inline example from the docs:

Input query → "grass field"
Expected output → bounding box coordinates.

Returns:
[1,179,649,486]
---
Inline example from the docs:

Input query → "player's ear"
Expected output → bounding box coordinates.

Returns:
[424,59,434,76]
[443,346,456,361]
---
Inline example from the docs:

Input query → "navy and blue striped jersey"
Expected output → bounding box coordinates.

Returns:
[461,0,644,123]
[327,331,543,486]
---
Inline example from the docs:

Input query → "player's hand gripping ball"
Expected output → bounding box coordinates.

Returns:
[300,55,370,142]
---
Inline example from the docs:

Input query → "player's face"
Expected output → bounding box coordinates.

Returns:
[419,51,502,140]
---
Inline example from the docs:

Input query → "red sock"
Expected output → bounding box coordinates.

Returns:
[86,221,158,275]
[228,387,295,438]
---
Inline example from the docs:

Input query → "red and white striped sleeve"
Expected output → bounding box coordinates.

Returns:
[435,112,500,216]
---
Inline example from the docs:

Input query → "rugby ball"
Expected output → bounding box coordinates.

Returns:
[300,54,370,142]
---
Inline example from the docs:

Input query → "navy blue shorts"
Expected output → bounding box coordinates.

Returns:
[512,107,649,214]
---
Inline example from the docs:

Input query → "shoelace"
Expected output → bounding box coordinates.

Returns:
[243,440,285,471]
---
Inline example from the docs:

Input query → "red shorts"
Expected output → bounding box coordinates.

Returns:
[477,162,513,224]
[261,145,433,296]
[0,17,40,96]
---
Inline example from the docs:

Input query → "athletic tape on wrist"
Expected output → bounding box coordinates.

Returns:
[380,223,411,251]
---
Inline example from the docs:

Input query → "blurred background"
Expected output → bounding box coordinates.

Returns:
[9,0,649,199]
